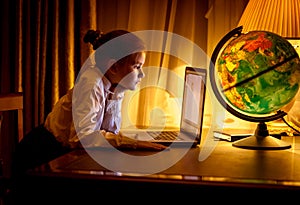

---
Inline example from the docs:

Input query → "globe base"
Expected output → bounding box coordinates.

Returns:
[232,122,291,150]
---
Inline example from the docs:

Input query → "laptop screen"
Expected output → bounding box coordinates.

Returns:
[180,67,207,140]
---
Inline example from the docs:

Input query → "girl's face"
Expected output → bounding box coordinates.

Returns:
[116,52,146,91]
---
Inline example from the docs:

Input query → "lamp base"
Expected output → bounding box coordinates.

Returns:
[232,122,291,150]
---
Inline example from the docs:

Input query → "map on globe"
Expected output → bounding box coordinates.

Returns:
[217,30,300,115]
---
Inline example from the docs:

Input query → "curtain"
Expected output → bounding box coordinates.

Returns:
[206,0,249,57]
[1,0,99,135]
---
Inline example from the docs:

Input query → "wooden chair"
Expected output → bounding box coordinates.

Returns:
[0,93,23,142]
[0,93,23,203]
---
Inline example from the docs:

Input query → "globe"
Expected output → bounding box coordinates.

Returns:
[210,26,300,150]
[217,29,300,115]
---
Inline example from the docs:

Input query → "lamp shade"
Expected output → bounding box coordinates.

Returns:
[238,0,300,38]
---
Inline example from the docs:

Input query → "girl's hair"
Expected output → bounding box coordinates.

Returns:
[83,29,103,50]
[83,29,145,72]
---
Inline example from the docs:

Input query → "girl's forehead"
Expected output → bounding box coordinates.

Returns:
[131,52,146,63]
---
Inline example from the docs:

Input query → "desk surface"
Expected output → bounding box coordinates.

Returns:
[27,135,300,189]
[17,133,300,203]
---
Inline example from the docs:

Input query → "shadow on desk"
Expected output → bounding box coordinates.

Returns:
[12,136,300,204]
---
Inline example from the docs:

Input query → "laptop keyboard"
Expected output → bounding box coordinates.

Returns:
[147,131,180,140]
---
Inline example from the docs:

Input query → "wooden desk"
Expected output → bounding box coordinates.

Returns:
[15,135,300,203]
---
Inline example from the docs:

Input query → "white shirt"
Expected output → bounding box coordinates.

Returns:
[44,65,125,148]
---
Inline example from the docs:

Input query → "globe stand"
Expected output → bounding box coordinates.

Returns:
[232,122,291,150]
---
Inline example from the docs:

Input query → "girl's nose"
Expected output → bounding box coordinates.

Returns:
[138,68,145,78]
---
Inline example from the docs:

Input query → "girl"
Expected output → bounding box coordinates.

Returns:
[14,29,166,175]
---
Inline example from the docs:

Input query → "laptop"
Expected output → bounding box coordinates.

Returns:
[121,66,207,147]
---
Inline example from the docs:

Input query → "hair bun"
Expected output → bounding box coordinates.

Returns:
[83,29,102,50]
